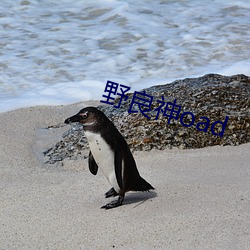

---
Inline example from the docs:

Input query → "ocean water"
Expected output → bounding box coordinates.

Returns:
[0,0,249,112]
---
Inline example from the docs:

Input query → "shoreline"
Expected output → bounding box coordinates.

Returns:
[0,103,249,249]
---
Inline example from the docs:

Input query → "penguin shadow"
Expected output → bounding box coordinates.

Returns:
[122,190,157,208]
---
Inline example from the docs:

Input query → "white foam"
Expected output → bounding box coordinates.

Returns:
[0,0,249,112]
[218,60,250,76]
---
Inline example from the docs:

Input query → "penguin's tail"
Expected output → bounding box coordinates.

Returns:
[132,176,154,192]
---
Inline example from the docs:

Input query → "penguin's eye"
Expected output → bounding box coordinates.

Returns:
[79,112,88,119]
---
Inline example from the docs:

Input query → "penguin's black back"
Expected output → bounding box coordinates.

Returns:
[74,107,154,192]
[96,111,154,192]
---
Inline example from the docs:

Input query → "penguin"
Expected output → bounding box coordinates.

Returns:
[65,107,154,209]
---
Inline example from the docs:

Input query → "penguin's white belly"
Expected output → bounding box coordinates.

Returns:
[85,131,120,193]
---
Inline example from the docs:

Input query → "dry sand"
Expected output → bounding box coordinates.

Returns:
[0,102,249,249]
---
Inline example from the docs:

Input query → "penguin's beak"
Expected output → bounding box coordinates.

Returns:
[64,114,81,124]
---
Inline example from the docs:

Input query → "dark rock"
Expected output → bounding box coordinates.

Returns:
[43,74,250,164]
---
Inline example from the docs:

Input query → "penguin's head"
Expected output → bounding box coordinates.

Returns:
[65,107,109,129]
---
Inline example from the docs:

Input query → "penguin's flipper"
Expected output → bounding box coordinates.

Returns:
[105,187,118,198]
[88,151,98,175]
[114,146,124,190]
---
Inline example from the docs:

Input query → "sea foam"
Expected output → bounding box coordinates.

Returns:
[0,0,249,112]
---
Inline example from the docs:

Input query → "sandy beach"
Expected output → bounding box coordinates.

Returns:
[0,102,249,249]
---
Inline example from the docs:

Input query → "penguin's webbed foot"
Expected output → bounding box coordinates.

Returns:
[105,187,118,198]
[101,196,124,209]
